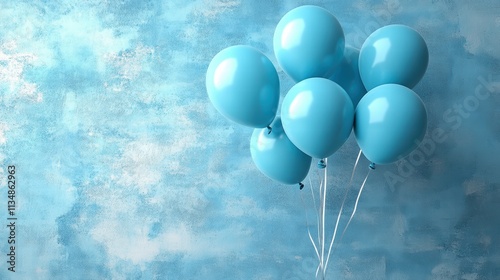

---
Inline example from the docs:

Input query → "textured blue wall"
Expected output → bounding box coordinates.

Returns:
[0,0,499,279]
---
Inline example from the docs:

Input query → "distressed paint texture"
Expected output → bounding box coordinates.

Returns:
[0,0,499,279]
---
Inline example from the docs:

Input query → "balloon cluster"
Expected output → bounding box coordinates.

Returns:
[206,5,428,186]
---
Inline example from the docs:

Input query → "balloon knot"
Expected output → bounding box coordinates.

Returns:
[317,159,327,169]
[267,126,272,134]
[369,163,376,170]
[299,183,304,190]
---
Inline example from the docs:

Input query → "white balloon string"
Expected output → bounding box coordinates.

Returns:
[308,175,321,247]
[316,178,324,278]
[316,181,323,279]
[339,167,372,244]
[300,189,321,262]
[350,149,363,183]
[319,179,323,247]
[320,158,328,279]
[315,167,323,245]
[323,149,362,274]
[316,263,327,280]
[313,169,325,278]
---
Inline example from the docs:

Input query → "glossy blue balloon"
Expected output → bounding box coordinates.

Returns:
[206,45,280,128]
[354,84,427,165]
[329,46,367,107]
[273,5,345,82]
[359,24,429,91]
[250,118,312,185]
[281,78,354,159]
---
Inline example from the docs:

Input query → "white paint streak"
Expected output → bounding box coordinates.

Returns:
[0,41,43,102]
[197,0,240,19]
[225,196,288,220]
[463,178,486,196]
[457,4,500,59]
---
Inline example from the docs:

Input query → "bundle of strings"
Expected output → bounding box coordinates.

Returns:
[300,150,373,279]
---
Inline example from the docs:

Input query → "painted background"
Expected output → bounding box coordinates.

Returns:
[0,0,499,279]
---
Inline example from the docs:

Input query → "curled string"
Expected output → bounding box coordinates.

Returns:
[323,149,362,274]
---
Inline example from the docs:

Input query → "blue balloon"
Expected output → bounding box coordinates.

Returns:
[359,24,429,91]
[329,46,367,107]
[281,78,354,159]
[250,118,312,185]
[273,5,345,82]
[206,45,280,128]
[354,84,427,165]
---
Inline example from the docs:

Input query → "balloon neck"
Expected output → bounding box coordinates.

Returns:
[369,163,376,170]
[317,159,327,169]
[299,182,304,190]
[266,126,272,134]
